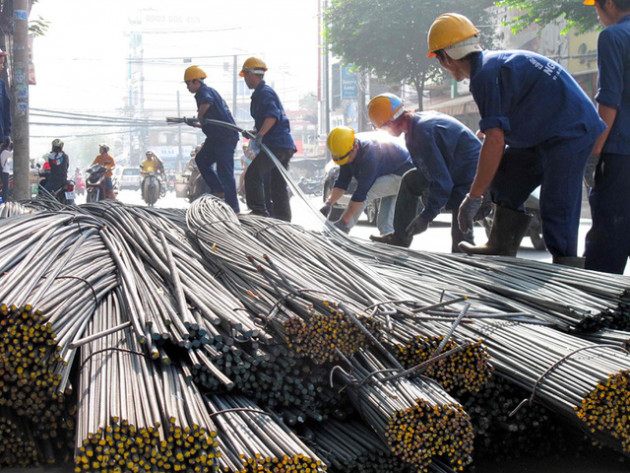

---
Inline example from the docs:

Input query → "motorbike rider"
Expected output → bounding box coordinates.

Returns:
[91,144,116,199]
[140,150,166,196]
[44,138,69,194]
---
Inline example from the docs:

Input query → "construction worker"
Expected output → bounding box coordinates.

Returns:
[184,65,240,212]
[322,126,413,234]
[427,13,606,265]
[240,57,296,222]
[91,144,115,199]
[0,48,10,142]
[368,93,482,250]
[583,0,630,274]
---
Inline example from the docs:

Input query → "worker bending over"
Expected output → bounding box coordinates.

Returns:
[428,13,605,265]
[322,126,413,235]
[368,93,482,250]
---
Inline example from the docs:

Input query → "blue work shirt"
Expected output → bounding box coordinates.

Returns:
[470,50,605,149]
[596,14,630,155]
[0,79,10,139]
[195,82,238,145]
[406,112,480,222]
[250,80,296,151]
[334,138,413,203]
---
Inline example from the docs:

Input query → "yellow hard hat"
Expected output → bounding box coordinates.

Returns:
[368,93,405,128]
[583,0,595,4]
[184,65,207,82]
[327,126,356,166]
[427,13,480,58]
[239,57,268,77]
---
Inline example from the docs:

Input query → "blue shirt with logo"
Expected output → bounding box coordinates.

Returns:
[406,112,480,221]
[334,138,413,202]
[250,80,296,150]
[470,50,605,149]
[195,82,238,145]
[596,14,630,155]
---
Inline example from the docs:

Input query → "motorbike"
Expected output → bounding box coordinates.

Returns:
[85,164,109,203]
[38,169,76,205]
[141,171,161,207]
[297,175,323,196]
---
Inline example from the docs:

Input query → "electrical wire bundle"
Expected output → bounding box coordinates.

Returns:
[76,291,221,473]
[207,394,326,473]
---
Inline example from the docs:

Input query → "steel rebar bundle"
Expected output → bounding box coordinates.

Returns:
[206,394,326,473]
[76,290,221,473]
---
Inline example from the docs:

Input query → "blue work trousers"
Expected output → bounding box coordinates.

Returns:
[195,139,239,212]
[490,135,593,258]
[1,172,8,202]
[585,153,630,274]
[244,147,294,222]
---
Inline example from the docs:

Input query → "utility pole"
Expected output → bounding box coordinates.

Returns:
[12,0,30,200]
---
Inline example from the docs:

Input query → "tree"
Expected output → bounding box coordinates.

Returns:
[496,0,600,34]
[324,0,495,110]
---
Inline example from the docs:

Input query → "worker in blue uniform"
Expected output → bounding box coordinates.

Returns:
[427,13,606,265]
[367,94,482,250]
[184,65,240,212]
[240,57,296,222]
[321,126,414,235]
[583,0,630,274]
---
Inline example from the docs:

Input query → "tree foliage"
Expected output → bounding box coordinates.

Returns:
[324,0,495,108]
[497,0,600,34]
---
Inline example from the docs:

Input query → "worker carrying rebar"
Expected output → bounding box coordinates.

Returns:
[240,57,297,222]
[367,93,483,250]
[184,65,240,213]
[322,126,413,235]
[583,0,630,274]
[427,13,606,266]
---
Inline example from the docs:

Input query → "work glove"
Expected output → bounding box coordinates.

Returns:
[254,133,264,147]
[332,219,350,233]
[583,154,600,189]
[184,117,198,127]
[405,216,429,236]
[320,202,332,218]
[458,193,483,234]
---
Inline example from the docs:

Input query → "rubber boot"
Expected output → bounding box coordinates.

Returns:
[552,256,585,268]
[458,206,532,257]
[369,232,412,248]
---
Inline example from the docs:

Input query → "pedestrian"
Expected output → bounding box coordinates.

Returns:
[427,13,606,265]
[91,144,116,199]
[0,48,11,141]
[184,65,240,212]
[367,93,482,250]
[583,0,630,274]
[45,139,69,193]
[240,57,296,222]
[0,137,12,202]
[321,126,413,235]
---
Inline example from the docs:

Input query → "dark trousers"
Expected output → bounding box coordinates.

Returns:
[490,135,593,258]
[585,153,630,274]
[195,139,240,212]
[244,147,294,221]
[393,169,472,252]
[1,172,8,202]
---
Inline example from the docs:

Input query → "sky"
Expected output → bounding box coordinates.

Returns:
[27,0,321,155]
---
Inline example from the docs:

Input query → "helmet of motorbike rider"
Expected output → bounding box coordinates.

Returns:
[427,13,481,60]
[326,126,356,166]
[52,138,64,151]
[239,57,268,77]
[368,93,405,129]
[99,144,110,154]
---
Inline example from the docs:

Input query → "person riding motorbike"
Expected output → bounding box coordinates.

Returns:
[44,138,70,194]
[140,150,166,197]
[91,144,116,199]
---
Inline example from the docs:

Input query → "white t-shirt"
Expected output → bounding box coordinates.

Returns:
[0,149,12,173]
